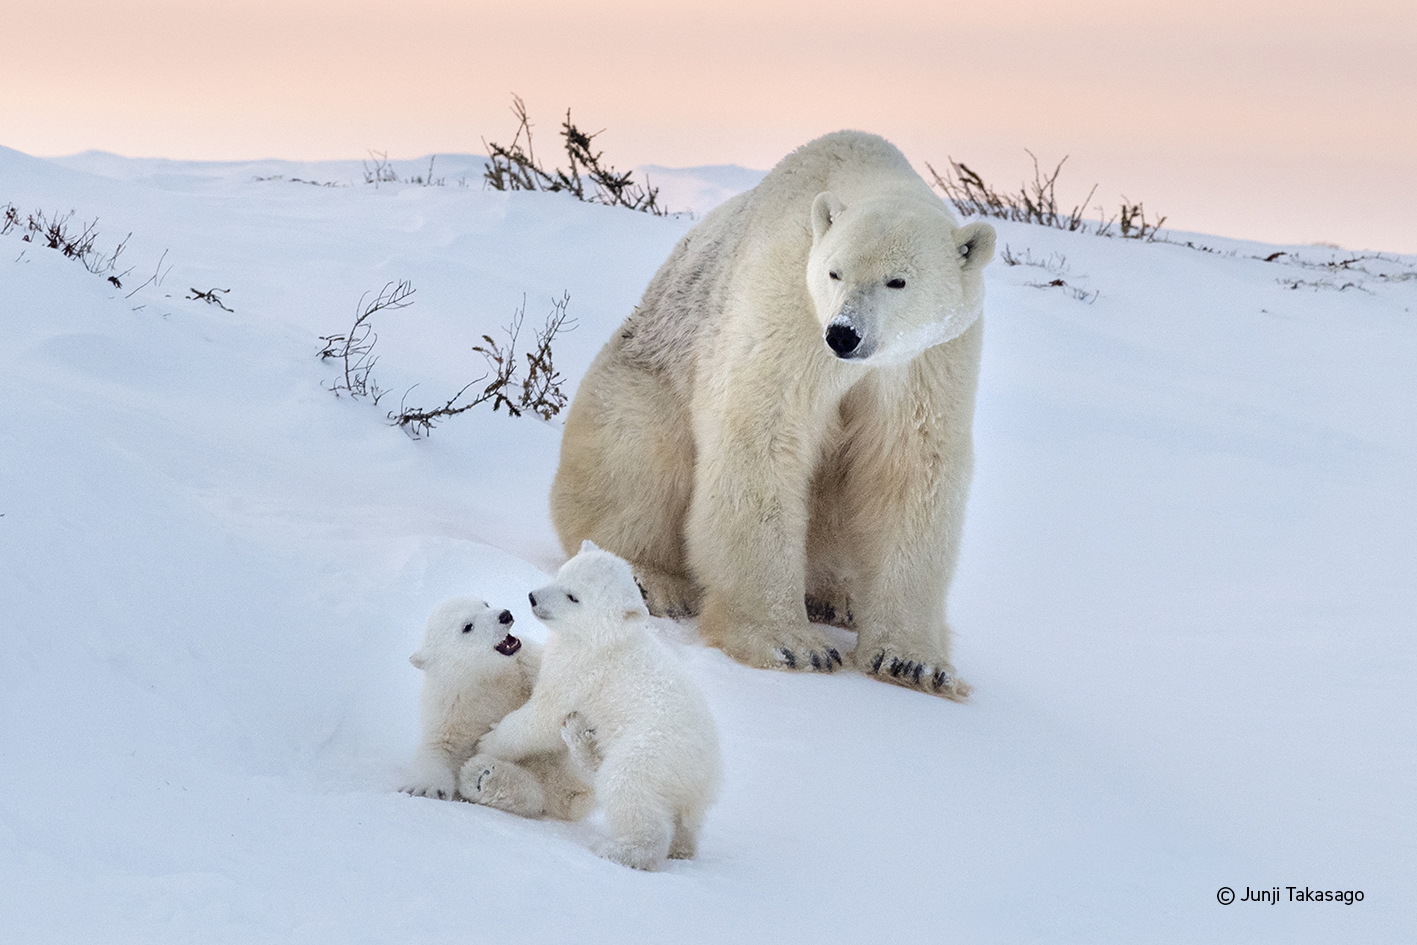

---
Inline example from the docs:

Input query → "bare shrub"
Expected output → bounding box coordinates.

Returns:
[317,283,574,434]
[1000,244,1069,273]
[319,280,416,403]
[253,174,346,188]
[391,292,576,437]
[363,151,400,188]
[407,155,444,187]
[1277,277,1370,293]
[482,95,665,215]
[1118,199,1167,240]
[1257,250,1416,291]
[187,287,233,311]
[927,154,1165,241]
[928,152,1096,232]
[2,204,134,281]
[124,249,173,299]
[360,152,446,188]
[1025,277,1099,303]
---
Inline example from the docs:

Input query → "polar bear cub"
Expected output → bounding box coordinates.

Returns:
[402,597,592,821]
[476,543,722,870]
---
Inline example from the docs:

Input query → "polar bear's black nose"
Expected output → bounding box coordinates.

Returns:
[528,592,537,607]
[498,610,513,625]
[825,323,862,356]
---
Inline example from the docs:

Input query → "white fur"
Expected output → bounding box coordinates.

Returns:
[401,597,592,820]
[551,130,992,699]
[476,545,722,871]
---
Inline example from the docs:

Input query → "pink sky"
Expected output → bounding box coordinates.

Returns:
[4,0,1414,252]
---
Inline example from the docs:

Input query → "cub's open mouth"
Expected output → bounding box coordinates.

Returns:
[494,634,521,656]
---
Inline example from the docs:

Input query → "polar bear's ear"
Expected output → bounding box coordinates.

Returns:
[955,221,996,272]
[409,651,428,670]
[811,192,845,244]
[579,539,601,554]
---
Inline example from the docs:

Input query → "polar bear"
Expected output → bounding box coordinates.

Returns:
[476,544,722,871]
[401,597,593,821]
[550,130,994,699]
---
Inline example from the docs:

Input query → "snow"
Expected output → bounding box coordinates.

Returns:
[2,144,1414,943]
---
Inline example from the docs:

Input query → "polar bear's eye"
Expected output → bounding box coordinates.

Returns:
[567,593,579,603]
[461,623,473,633]
[886,278,906,289]
[829,271,840,281]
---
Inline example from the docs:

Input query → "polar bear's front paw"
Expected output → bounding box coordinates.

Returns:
[859,647,972,701]
[561,711,603,776]
[733,631,841,673]
[702,601,841,673]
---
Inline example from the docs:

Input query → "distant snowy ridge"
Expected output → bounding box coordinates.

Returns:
[44,150,766,217]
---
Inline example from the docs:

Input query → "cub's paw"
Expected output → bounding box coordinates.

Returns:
[399,764,457,801]
[858,647,973,701]
[561,711,603,775]
[598,838,665,872]
[458,754,546,818]
[633,567,702,620]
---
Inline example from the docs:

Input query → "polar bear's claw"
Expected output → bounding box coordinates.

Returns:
[777,645,840,673]
[863,648,972,701]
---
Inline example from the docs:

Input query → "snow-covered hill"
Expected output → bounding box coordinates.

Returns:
[2,145,1413,943]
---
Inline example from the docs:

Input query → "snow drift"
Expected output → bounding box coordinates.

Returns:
[1,147,1413,943]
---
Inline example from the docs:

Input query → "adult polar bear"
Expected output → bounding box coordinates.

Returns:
[552,131,994,699]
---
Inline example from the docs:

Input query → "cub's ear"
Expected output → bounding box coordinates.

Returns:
[811,191,845,244]
[409,651,428,670]
[955,221,996,271]
[579,539,601,554]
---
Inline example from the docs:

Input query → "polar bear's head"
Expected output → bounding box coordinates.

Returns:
[528,541,649,642]
[806,191,995,365]
[410,597,522,672]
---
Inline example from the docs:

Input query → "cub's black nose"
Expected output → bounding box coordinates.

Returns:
[528,592,538,607]
[498,610,513,625]
[825,323,862,356]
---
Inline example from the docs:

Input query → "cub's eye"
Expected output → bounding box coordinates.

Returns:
[829,271,840,281]
[567,593,579,603]
[886,278,906,289]
[461,623,473,634]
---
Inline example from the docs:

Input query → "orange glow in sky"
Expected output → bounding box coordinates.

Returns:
[3,0,1414,251]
